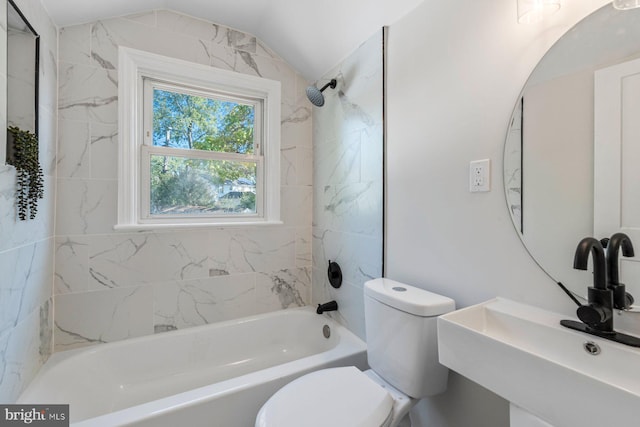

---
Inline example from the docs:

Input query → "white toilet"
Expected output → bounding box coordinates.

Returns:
[255,278,455,427]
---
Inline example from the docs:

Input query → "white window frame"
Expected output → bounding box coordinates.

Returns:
[116,47,281,230]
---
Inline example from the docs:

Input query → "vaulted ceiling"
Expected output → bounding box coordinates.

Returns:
[41,0,423,80]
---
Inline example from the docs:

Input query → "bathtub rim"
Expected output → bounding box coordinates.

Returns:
[18,306,367,426]
[47,305,339,363]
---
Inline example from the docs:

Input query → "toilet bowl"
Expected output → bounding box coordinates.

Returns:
[255,278,455,427]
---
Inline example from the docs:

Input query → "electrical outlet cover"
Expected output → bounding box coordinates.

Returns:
[469,159,491,192]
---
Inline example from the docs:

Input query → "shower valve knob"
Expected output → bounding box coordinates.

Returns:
[327,260,342,288]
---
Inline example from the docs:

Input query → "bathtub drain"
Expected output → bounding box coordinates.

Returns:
[323,325,331,339]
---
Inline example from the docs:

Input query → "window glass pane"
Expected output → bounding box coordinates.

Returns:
[150,154,257,216]
[152,88,255,154]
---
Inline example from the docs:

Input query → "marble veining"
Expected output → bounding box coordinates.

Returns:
[57,121,90,178]
[53,9,312,351]
[54,236,89,295]
[54,322,107,346]
[505,102,523,231]
[282,105,312,125]
[295,228,312,267]
[311,31,383,340]
[90,52,115,70]
[338,89,376,129]
[209,268,230,276]
[90,123,118,180]
[54,286,154,350]
[0,334,8,394]
[238,51,262,76]
[0,0,58,403]
[268,271,306,308]
[226,28,257,53]
[59,95,118,117]
[324,181,373,215]
[89,268,118,289]
[38,300,52,362]
[153,274,256,330]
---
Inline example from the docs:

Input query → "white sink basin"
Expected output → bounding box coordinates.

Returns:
[437,298,640,427]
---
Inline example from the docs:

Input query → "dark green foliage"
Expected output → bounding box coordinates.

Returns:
[7,126,44,220]
[150,88,257,214]
[150,156,216,214]
[196,104,255,154]
[239,192,256,210]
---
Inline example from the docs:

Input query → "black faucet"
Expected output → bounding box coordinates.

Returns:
[316,301,338,314]
[604,233,635,309]
[571,237,613,332]
[561,236,640,347]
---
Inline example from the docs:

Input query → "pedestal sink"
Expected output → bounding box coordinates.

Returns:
[437,298,640,427]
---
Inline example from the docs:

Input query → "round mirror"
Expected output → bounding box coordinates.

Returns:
[504,4,640,298]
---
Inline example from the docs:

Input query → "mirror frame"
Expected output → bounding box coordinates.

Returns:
[5,0,40,164]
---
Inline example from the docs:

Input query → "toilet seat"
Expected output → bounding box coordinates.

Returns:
[255,366,394,427]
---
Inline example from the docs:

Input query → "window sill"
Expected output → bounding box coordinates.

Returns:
[113,220,284,232]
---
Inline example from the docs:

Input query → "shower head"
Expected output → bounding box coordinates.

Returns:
[306,79,337,107]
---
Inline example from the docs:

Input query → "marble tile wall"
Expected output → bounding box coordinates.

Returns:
[0,0,57,402]
[311,30,384,339]
[55,10,313,351]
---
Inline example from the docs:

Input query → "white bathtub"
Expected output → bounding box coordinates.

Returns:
[18,307,367,427]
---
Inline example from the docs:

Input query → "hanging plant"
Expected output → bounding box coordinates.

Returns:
[7,126,44,220]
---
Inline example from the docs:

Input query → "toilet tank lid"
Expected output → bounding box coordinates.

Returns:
[364,278,455,316]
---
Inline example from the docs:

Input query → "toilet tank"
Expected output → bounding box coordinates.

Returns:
[364,278,455,398]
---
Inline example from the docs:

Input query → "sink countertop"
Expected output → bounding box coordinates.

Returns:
[437,297,640,427]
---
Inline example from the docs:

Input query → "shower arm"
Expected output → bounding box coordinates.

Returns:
[319,79,337,92]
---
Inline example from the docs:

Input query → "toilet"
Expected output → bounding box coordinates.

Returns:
[255,278,455,427]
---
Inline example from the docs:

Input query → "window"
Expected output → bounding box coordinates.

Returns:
[142,80,261,218]
[117,48,281,229]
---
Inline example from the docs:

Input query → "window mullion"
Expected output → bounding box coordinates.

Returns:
[143,145,262,163]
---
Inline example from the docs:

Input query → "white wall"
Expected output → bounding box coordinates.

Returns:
[386,0,610,425]
[54,10,313,351]
[0,0,57,402]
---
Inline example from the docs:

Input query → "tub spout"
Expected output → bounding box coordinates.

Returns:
[316,301,338,314]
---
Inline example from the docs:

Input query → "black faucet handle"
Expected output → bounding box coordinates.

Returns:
[610,283,635,310]
[581,287,614,332]
[624,292,634,309]
[577,304,610,328]
[327,261,342,288]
